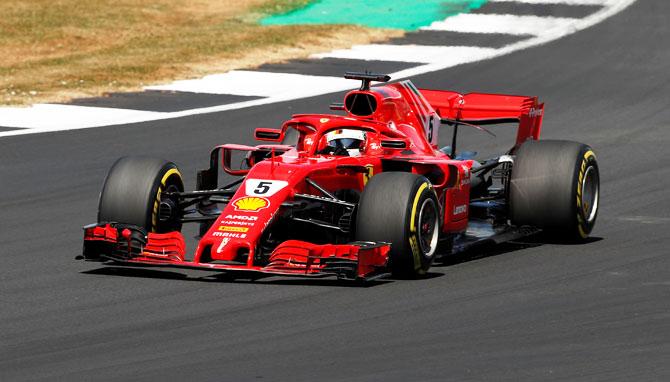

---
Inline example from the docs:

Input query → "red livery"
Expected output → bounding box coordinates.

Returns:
[81,72,600,280]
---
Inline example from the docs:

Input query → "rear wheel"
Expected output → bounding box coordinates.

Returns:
[355,172,440,278]
[510,140,599,241]
[98,156,184,233]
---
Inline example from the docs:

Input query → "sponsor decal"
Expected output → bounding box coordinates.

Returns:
[409,235,422,271]
[304,137,314,146]
[529,107,543,118]
[319,118,330,123]
[218,226,249,233]
[453,204,467,215]
[216,238,230,254]
[213,232,248,239]
[576,150,597,239]
[460,164,471,186]
[220,220,255,226]
[427,115,436,143]
[233,196,270,212]
[363,164,374,185]
[245,179,289,197]
[498,155,514,164]
[225,214,257,221]
[461,164,470,177]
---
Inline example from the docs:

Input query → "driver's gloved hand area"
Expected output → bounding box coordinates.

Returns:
[317,145,351,156]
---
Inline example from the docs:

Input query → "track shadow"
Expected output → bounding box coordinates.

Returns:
[252,270,445,286]
[434,234,604,267]
[200,267,444,284]
[82,267,192,280]
[212,273,395,288]
[532,235,604,246]
[81,266,396,288]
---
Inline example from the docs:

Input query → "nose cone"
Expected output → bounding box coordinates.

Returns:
[198,166,294,262]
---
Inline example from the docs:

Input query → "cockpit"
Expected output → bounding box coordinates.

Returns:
[317,129,367,157]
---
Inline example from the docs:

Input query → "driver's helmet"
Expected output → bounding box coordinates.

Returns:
[324,129,366,156]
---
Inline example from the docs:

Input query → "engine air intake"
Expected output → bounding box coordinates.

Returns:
[345,92,377,117]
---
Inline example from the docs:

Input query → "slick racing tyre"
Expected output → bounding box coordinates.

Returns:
[98,156,184,233]
[510,140,599,241]
[356,172,440,278]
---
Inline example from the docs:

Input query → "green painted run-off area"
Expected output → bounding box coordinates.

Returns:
[261,0,488,31]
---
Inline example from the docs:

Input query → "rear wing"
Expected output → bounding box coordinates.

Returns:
[419,89,544,145]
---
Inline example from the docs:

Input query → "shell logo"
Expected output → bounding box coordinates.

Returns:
[233,196,270,212]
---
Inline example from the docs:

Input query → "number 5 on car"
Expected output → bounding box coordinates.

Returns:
[245,179,288,196]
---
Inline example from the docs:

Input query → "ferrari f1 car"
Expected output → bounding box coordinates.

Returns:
[80,72,600,280]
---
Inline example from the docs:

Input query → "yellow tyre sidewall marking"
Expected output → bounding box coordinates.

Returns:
[576,150,596,239]
[409,182,429,271]
[152,168,182,232]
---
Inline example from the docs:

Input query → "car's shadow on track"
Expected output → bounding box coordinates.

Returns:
[80,266,435,287]
[433,234,603,268]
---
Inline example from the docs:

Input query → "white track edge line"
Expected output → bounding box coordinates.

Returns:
[488,0,611,4]
[0,0,637,139]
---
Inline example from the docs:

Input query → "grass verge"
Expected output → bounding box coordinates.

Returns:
[1,0,402,106]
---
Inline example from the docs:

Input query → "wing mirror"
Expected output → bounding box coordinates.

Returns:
[254,128,284,142]
[380,138,408,150]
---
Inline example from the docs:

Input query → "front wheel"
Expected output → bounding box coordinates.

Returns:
[98,156,184,233]
[355,172,441,278]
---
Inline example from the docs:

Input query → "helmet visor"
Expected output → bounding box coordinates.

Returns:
[333,138,363,150]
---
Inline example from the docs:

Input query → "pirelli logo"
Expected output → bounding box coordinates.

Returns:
[218,226,249,233]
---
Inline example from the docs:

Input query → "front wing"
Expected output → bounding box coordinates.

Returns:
[82,223,390,281]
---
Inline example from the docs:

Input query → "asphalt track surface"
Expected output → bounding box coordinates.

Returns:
[1,1,669,381]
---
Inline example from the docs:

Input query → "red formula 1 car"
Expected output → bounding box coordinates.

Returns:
[80,72,600,280]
